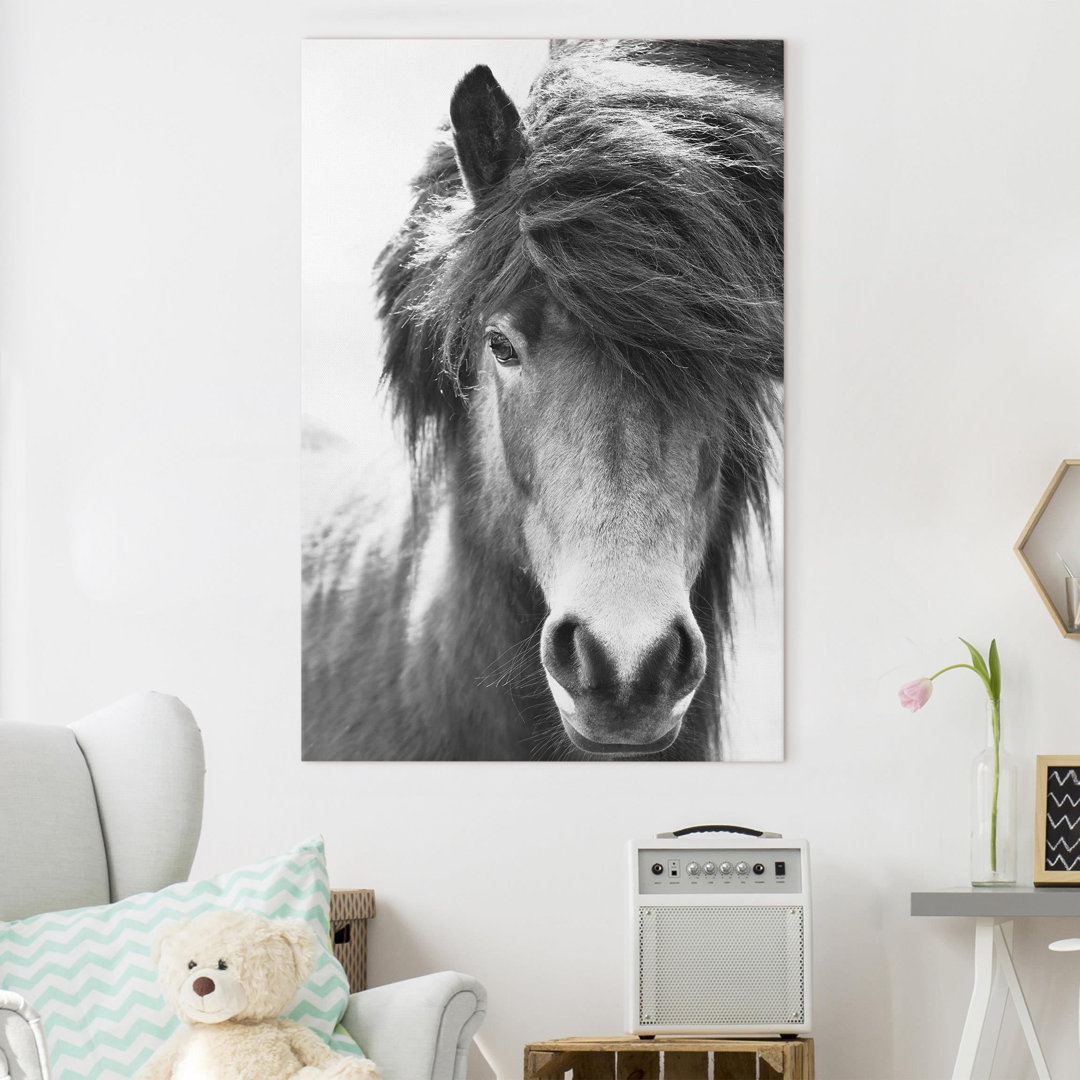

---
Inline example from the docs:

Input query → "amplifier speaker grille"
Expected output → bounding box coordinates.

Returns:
[637,904,805,1026]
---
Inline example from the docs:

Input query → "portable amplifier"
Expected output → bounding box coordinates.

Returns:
[628,826,811,1036]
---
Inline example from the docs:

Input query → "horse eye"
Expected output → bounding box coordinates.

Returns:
[217,959,228,971]
[486,331,519,367]
[188,961,197,970]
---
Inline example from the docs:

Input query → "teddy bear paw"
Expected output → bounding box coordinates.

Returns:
[324,1059,379,1080]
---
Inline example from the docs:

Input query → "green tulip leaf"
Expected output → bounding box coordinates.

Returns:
[959,637,993,697]
[988,638,1001,701]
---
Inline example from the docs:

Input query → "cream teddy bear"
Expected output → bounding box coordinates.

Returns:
[136,909,378,1080]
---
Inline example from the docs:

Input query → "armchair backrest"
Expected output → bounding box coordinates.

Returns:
[0,692,204,921]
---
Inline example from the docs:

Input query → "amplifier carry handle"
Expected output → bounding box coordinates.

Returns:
[657,824,782,839]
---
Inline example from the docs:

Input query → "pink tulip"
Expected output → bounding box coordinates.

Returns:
[899,677,933,711]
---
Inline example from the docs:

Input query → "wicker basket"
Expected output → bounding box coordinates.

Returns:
[329,889,375,993]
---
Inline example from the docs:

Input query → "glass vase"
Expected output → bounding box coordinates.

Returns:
[971,698,1016,887]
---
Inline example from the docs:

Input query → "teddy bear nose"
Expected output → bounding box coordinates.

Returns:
[192,976,216,998]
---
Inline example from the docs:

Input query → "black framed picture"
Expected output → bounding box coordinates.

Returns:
[1035,755,1080,885]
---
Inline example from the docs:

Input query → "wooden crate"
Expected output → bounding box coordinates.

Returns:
[329,889,375,993]
[524,1035,814,1080]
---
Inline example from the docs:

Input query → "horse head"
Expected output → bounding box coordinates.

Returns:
[378,46,783,759]
[465,288,716,757]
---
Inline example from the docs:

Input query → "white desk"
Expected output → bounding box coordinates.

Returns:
[912,886,1080,1080]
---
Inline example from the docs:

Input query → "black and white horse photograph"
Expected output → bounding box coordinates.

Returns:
[301,39,784,762]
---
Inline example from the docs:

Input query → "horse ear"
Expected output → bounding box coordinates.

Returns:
[449,65,524,201]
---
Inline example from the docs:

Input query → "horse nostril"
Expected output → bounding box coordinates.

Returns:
[672,618,706,697]
[638,617,706,700]
[547,618,579,677]
[192,976,216,998]
[542,617,615,693]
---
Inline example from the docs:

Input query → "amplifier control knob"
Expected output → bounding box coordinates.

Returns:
[736,861,750,876]
[719,862,733,876]
[703,861,717,876]
[687,862,701,876]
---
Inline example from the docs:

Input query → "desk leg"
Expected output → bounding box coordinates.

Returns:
[993,923,1051,1080]
[953,918,998,1080]
[974,921,1010,1080]
[952,918,1054,1080]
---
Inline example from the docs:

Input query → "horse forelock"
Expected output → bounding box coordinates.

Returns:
[378,45,783,480]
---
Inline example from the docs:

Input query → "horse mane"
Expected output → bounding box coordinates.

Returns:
[377,39,783,434]
[375,41,784,731]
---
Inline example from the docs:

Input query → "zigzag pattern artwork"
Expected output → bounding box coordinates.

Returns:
[1048,835,1080,852]
[0,840,363,1079]
[1045,767,1080,872]
[1049,791,1080,809]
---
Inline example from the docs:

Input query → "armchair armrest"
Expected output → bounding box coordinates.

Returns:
[0,991,50,1080]
[340,971,486,1080]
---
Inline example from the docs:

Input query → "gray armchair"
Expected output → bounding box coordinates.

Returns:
[0,692,485,1080]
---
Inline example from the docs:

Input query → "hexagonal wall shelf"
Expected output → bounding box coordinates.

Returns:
[1015,459,1080,638]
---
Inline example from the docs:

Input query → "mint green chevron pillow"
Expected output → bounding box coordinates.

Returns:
[0,837,364,1079]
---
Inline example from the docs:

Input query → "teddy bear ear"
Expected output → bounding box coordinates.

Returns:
[151,918,191,966]
[276,919,319,984]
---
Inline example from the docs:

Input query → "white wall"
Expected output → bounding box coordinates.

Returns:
[3,2,1080,1078]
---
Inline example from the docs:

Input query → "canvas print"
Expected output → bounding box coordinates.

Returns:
[302,40,784,761]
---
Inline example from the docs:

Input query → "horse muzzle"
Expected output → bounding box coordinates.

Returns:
[541,612,706,757]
